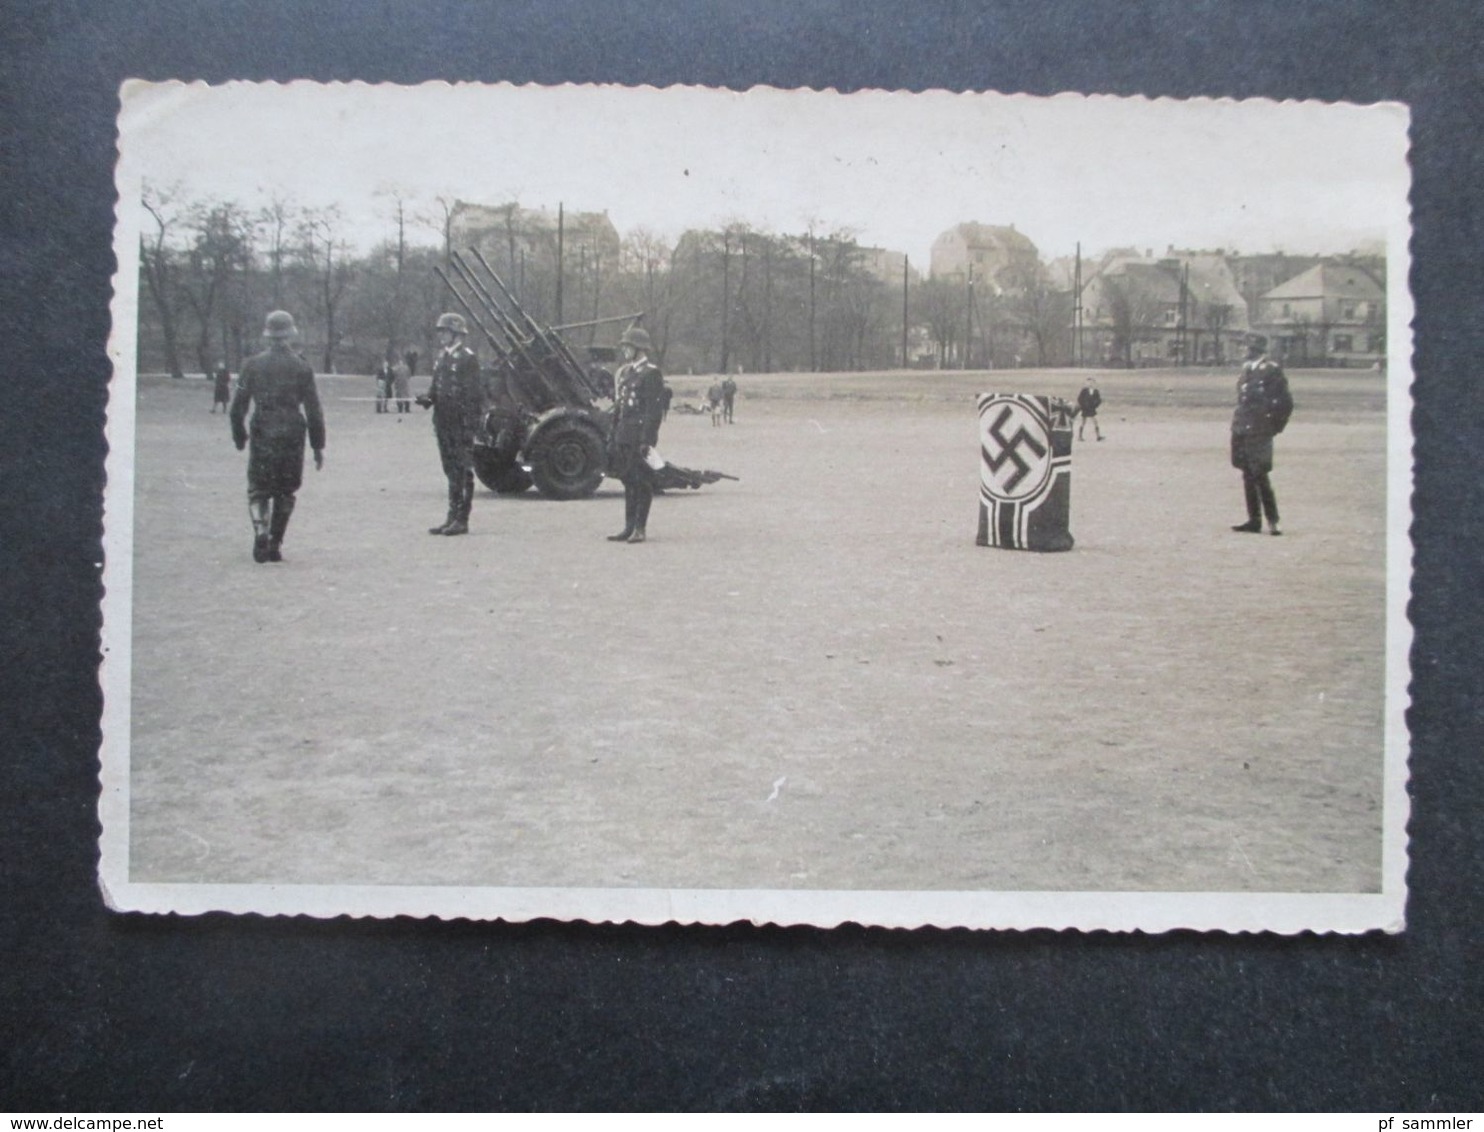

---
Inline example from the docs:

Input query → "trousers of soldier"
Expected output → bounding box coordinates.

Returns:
[436,424,475,516]
[1241,470,1279,524]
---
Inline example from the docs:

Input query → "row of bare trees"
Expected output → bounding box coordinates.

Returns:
[136,188,1076,379]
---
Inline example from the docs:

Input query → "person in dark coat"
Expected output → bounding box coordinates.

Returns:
[1076,377,1103,441]
[1230,334,1293,536]
[417,312,484,536]
[722,376,737,423]
[392,355,411,414]
[606,327,666,544]
[229,310,326,563]
[210,360,231,413]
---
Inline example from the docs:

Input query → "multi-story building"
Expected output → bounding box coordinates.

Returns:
[1076,252,1249,366]
[930,222,1040,286]
[1252,262,1386,366]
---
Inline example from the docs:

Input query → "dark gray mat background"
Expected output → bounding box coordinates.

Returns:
[2,0,1479,1111]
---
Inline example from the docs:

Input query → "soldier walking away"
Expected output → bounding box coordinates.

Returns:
[210,359,231,413]
[1076,377,1103,441]
[722,376,737,423]
[1230,334,1293,536]
[607,327,666,544]
[707,379,725,427]
[417,313,484,536]
[229,311,326,563]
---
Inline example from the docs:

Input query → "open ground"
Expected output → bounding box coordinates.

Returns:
[122,365,1389,894]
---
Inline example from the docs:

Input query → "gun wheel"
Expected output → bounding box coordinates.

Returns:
[528,418,607,500]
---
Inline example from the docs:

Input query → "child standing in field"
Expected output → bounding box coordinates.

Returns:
[1076,377,1104,442]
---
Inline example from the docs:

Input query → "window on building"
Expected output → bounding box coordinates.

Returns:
[1333,334,1354,353]
[1282,302,1291,316]
[1341,301,1358,319]
[1367,333,1385,353]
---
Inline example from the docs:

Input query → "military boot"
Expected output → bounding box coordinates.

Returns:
[267,495,295,561]
[443,472,472,535]
[607,492,637,541]
[249,498,272,562]
[627,486,653,543]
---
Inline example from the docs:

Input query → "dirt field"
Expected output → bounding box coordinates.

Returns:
[123,365,1390,894]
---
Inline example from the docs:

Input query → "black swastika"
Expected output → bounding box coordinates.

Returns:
[983,405,1048,492]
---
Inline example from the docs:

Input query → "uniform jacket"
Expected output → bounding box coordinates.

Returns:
[613,359,666,448]
[429,344,484,433]
[1231,356,1293,438]
[231,345,325,453]
[230,345,325,495]
[1077,385,1101,416]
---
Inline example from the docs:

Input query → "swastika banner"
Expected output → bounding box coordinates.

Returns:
[975,392,1075,552]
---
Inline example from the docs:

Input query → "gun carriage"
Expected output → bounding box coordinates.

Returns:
[435,249,734,500]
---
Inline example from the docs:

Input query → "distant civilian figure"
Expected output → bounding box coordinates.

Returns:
[210,360,231,413]
[375,357,393,413]
[1076,377,1103,441]
[229,310,326,563]
[392,356,412,414]
[707,379,725,427]
[1229,334,1293,536]
[660,380,674,421]
[607,327,666,544]
[722,376,737,423]
[417,313,484,536]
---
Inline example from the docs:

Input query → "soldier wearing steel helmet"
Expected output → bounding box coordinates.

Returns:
[418,312,485,536]
[606,326,666,544]
[229,310,326,563]
[1230,333,1294,536]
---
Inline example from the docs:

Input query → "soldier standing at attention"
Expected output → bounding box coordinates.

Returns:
[607,327,666,544]
[722,375,737,423]
[210,359,232,413]
[229,311,325,563]
[417,312,484,536]
[1230,334,1293,536]
[1076,376,1103,441]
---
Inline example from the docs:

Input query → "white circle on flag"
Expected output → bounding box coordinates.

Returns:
[979,396,1053,502]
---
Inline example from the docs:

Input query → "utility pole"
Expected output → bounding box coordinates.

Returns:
[1073,242,1083,367]
[555,202,564,324]
[964,264,975,370]
[808,228,817,372]
[901,255,910,369]
[1177,260,1189,366]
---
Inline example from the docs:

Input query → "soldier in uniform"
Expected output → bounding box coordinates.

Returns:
[606,327,666,544]
[1230,334,1293,536]
[722,376,737,423]
[417,312,484,536]
[229,310,326,563]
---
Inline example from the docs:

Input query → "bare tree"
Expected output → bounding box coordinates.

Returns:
[298,206,353,372]
[1202,301,1234,364]
[256,194,297,308]
[139,183,187,379]
[180,201,255,373]
[1105,274,1167,367]
[916,278,960,368]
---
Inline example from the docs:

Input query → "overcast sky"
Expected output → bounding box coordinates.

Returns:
[117,81,1409,267]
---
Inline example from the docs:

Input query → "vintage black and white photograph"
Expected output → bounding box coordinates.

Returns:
[99,81,1412,931]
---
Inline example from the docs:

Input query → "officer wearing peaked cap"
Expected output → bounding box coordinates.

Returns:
[1230,333,1293,536]
[606,326,666,544]
[418,312,485,535]
[229,310,326,563]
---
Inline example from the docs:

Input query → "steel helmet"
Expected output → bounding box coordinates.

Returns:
[262,310,298,339]
[436,312,468,335]
[620,326,653,352]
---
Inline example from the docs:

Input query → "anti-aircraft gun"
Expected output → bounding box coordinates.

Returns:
[436,249,736,500]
